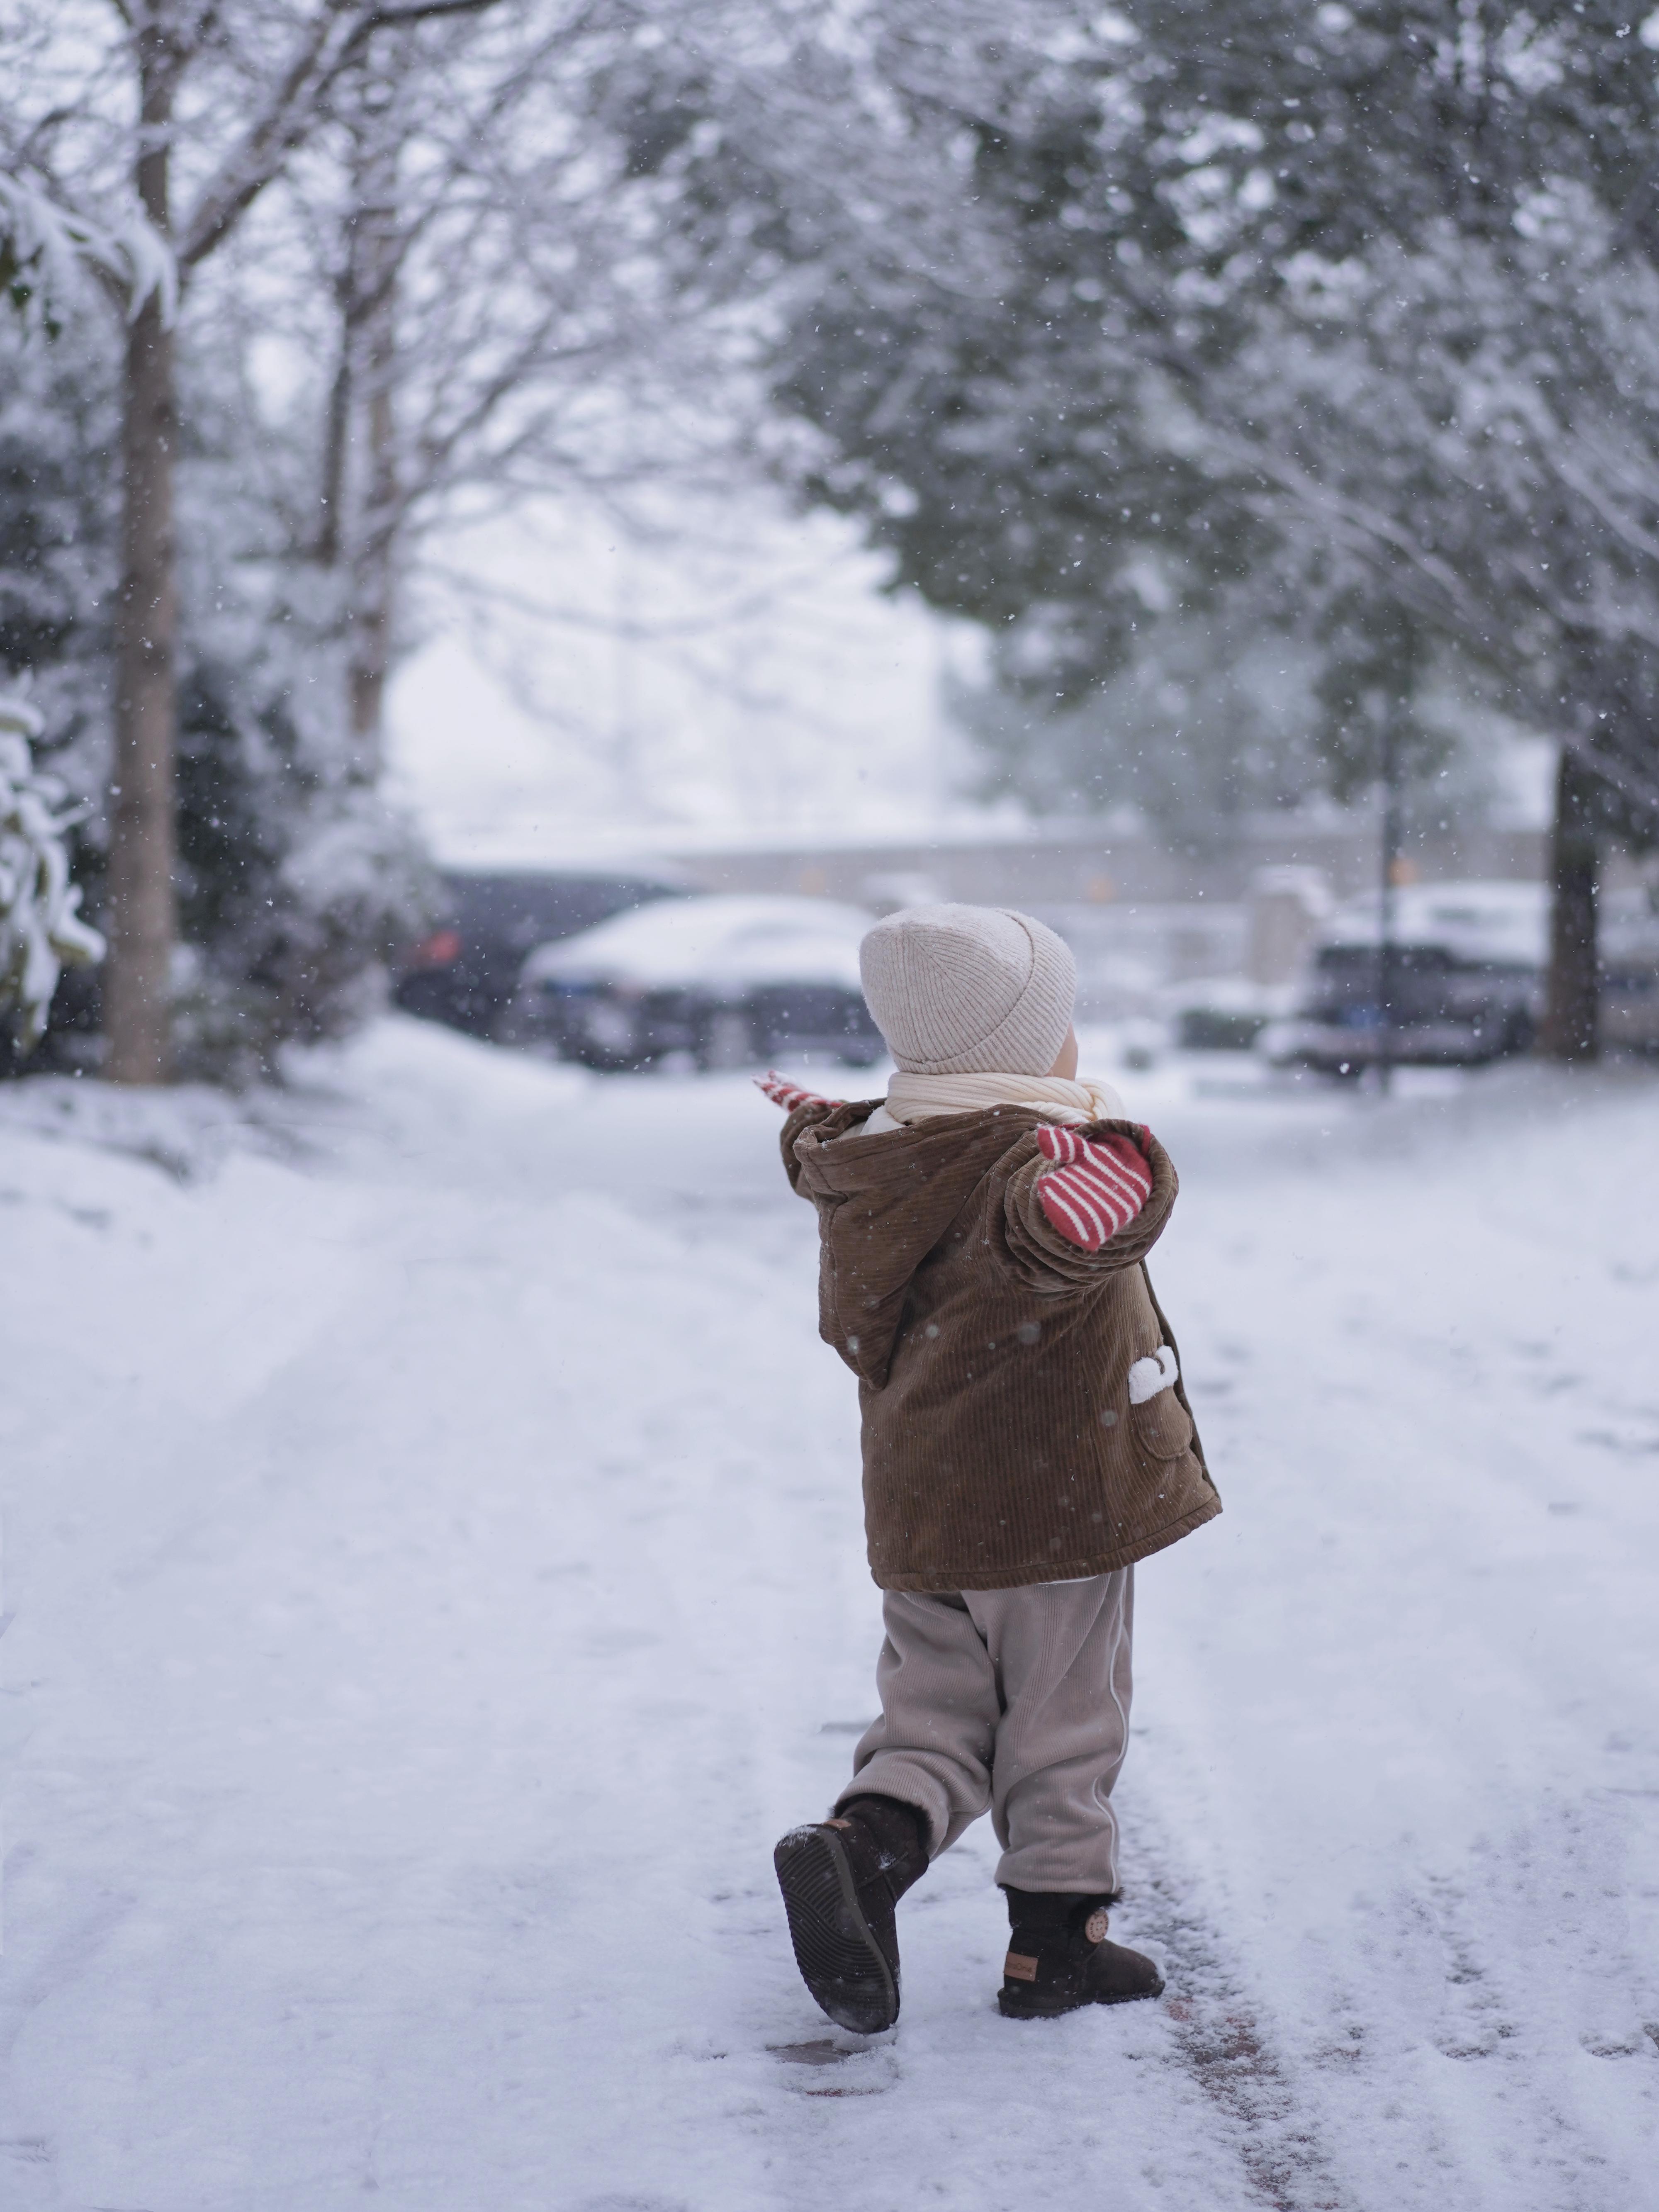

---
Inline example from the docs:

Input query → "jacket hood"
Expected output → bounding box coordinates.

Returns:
[790,1102,1047,1385]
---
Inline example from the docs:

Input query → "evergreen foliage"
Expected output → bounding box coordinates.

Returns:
[0,681,103,1057]
[642,1,1659,844]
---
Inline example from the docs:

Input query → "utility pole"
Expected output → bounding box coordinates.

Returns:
[1375,694,1404,1096]
[1540,744,1601,1060]
[612,535,638,812]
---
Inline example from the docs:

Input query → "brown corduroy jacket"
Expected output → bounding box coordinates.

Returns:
[781,1099,1220,1592]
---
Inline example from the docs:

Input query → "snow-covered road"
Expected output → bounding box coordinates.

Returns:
[2,1021,1656,2210]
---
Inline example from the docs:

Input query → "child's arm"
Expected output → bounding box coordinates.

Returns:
[999,1119,1177,1287]
[1031,1123,1153,1251]
[756,1069,864,1197]
[754,1070,844,1114]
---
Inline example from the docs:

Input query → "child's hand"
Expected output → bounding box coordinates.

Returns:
[1034,1123,1153,1251]
[756,1070,845,1113]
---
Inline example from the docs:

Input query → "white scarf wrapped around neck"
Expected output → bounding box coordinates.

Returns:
[861,1069,1126,1137]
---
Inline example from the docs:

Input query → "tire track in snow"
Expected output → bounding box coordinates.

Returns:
[1117,1822,1350,2212]
[1121,1792,1659,2212]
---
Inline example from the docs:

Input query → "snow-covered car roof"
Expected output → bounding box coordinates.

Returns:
[520,894,873,992]
[1321,880,1548,965]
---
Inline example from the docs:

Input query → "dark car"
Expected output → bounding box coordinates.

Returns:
[1259,881,1545,1073]
[510,893,885,1071]
[1601,888,1659,1052]
[393,868,687,1039]
[1283,942,1539,1070]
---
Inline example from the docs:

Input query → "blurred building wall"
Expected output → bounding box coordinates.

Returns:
[666,820,1551,908]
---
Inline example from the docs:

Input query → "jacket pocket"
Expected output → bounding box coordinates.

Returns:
[1131,1387,1194,1461]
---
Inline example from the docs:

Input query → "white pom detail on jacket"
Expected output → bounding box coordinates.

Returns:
[1127,1346,1180,1404]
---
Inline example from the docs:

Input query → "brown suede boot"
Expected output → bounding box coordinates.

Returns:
[998,1888,1164,2019]
[774,1794,930,2034]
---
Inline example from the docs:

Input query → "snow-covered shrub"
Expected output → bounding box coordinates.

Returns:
[0,302,434,1083]
[0,174,174,338]
[0,684,104,1052]
[169,672,435,1085]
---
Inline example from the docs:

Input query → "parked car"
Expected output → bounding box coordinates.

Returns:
[1258,881,1547,1073]
[1601,887,1659,1052]
[1165,976,1290,1052]
[510,894,885,1071]
[393,868,688,1038]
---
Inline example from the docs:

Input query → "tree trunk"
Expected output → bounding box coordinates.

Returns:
[1540,744,1601,1062]
[107,44,180,1085]
[345,125,401,781]
[346,304,397,773]
[316,333,352,568]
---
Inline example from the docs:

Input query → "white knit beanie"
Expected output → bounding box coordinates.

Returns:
[859,903,1077,1076]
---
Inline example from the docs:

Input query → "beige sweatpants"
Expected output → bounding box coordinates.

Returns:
[836,1569,1134,1895]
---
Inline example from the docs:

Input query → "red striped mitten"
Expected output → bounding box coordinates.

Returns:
[755,1069,844,1113]
[1034,1124,1153,1251]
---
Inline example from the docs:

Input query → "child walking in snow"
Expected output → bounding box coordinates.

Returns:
[761,903,1220,2029]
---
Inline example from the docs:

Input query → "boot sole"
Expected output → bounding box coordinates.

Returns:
[774,1825,899,2035]
[997,1973,1165,2020]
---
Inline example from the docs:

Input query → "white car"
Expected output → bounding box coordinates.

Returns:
[511,893,885,1071]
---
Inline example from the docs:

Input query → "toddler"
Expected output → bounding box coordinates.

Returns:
[761,903,1219,2027]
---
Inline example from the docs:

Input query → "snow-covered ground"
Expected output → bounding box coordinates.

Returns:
[2,1021,1656,2211]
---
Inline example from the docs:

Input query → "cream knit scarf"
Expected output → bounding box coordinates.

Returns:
[861,1070,1126,1137]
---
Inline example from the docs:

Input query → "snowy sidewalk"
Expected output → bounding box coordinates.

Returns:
[1,1021,1656,2210]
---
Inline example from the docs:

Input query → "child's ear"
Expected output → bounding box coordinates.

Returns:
[1046,1024,1080,1080]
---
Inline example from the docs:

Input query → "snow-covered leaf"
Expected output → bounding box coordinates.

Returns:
[0,174,176,331]
[0,681,105,1051]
